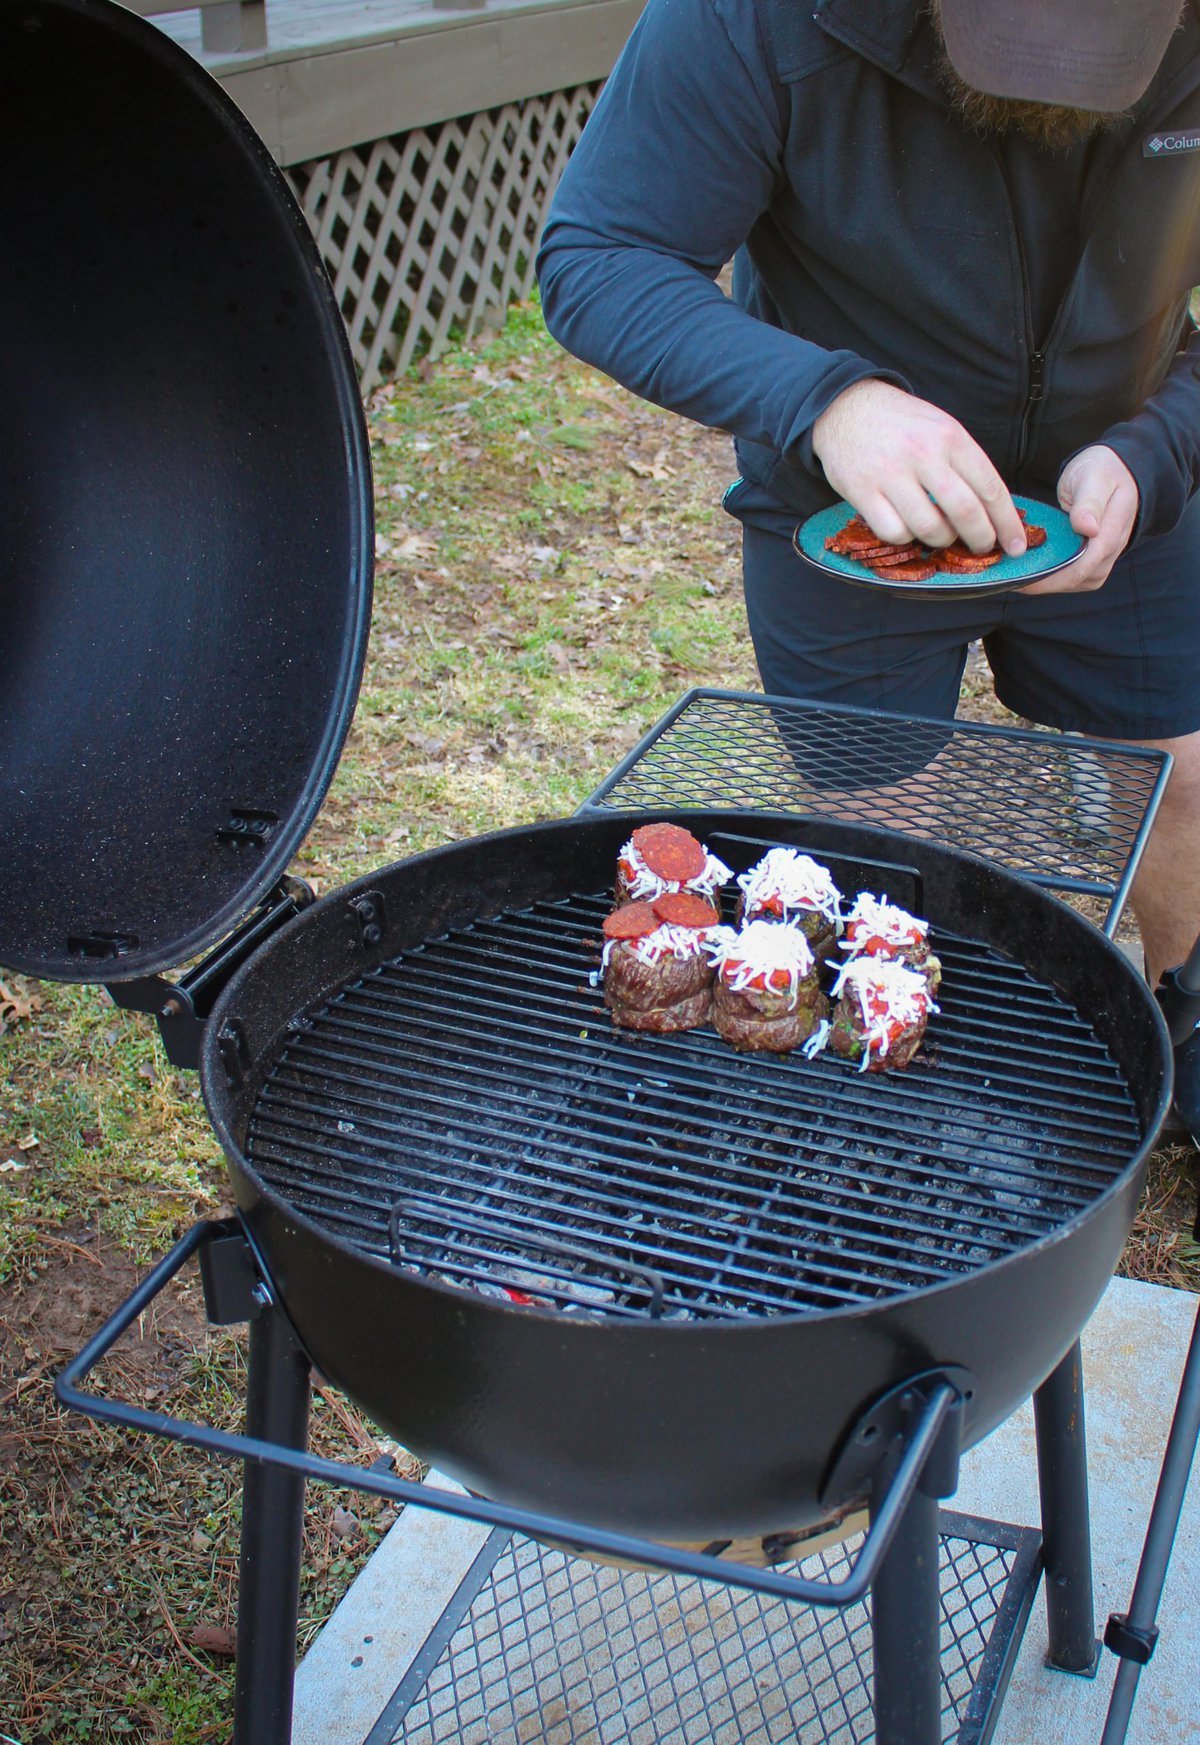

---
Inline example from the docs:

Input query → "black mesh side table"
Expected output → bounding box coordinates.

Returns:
[580,688,1170,936]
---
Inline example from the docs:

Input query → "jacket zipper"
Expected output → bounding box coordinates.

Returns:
[994,50,1200,474]
[812,4,1200,472]
[991,144,1046,473]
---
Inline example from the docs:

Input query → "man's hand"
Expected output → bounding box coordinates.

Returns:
[1017,445,1139,595]
[811,379,1028,555]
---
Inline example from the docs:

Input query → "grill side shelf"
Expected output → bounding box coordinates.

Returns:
[578,688,1171,935]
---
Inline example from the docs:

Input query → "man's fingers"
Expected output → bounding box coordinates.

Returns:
[812,381,1031,556]
[1067,488,1107,540]
[1020,473,1137,595]
[853,494,920,548]
[936,454,1027,554]
[1058,445,1139,546]
[914,468,1023,553]
[880,482,956,548]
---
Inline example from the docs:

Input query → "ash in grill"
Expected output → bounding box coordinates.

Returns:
[246,887,1140,1322]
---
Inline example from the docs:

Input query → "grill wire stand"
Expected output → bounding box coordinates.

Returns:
[56,692,1176,1745]
[59,1220,1078,1745]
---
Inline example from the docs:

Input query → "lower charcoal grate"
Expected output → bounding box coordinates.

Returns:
[245,888,1141,1322]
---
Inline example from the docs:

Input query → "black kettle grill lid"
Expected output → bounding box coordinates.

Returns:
[0,0,373,983]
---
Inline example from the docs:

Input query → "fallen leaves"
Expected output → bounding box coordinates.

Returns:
[626,447,675,481]
[187,1622,237,1660]
[0,978,42,1033]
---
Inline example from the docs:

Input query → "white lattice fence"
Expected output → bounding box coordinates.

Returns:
[286,83,602,389]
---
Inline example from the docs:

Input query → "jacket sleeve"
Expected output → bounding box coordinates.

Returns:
[1094,320,1200,540]
[536,0,897,476]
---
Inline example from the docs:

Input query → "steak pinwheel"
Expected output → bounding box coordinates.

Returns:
[828,956,938,1072]
[735,847,843,962]
[839,892,942,992]
[602,893,721,1033]
[707,919,829,1054]
[615,822,733,907]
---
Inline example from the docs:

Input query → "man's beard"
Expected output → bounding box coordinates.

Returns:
[926,3,1130,148]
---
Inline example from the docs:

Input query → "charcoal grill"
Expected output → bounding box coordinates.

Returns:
[180,806,1164,1546]
[6,4,1185,1743]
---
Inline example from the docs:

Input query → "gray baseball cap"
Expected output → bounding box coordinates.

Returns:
[938,0,1184,110]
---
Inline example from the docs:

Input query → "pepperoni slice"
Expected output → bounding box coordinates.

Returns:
[937,550,1003,572]
[839,533,893,553]
[829,519,888,553]
[602,901,660,940]
[858,545,926,567]
[868,561,939,581]
[631,822,707,882]
[652,891,720,929]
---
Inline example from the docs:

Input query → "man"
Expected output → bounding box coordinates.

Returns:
[537,0,1200,1038]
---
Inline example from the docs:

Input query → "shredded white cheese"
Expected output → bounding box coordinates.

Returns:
[706,918,816,999]
[737,848,843,926]
[617,838,733,901]
[840,891,929,953]
[830,956,937,1070]
[602,922,720,970]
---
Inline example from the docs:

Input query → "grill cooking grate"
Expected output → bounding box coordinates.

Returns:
[246,877,1140,1324]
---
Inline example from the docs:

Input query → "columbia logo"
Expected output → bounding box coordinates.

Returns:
[1144,131,1200,157]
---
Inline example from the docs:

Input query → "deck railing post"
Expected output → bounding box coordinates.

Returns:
[201,0,268,54]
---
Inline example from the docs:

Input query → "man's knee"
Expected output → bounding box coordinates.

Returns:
[1123,732,1200,836]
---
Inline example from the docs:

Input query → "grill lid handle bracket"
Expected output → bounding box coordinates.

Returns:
[198,1217,272,1326]
[348,890,387,949]
[820,1364,974,1511]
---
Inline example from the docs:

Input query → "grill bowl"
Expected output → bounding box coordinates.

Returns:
[202,812,1170,1539]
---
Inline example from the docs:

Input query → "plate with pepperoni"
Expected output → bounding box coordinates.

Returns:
[795,495,1085,599]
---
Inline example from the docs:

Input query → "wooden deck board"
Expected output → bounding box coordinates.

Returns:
[142,0,638,163]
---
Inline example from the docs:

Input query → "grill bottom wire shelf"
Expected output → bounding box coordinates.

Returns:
[368,1513,1041,1745]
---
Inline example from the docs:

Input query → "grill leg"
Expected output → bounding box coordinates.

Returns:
[870,1481,942,1745]
[233,1302,312,1745]
[1034,1340,1099,1674]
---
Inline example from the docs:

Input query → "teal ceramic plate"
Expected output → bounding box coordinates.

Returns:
[794,496,1086,601]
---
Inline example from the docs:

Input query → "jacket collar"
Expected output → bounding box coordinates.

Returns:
[811,0,946,104]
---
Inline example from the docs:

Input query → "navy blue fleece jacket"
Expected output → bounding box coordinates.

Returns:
[537,0,1200,539]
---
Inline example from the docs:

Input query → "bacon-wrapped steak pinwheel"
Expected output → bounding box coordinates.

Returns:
[735,847,844,963]
[838,892,942,993]
[707,919,830,1054]
[602,894,722,1033]
[828,956,938,1072]
[614,822,733,907]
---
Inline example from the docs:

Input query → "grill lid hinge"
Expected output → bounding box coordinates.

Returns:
[105,876,313,1069]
